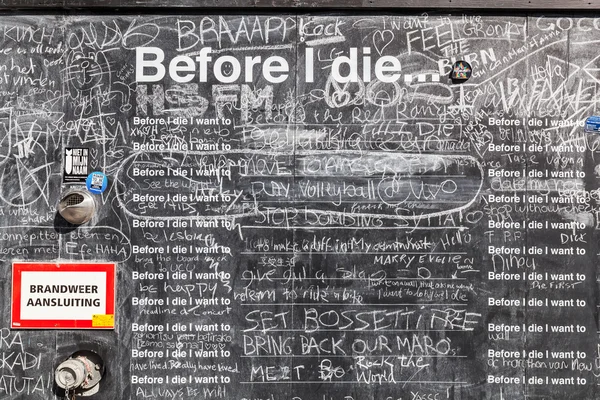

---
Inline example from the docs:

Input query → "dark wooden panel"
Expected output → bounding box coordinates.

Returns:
[0,0,597,9]
[0,0,63,7]
[364,0,599,8]
[62,0,258,7]
[254,0,364,7]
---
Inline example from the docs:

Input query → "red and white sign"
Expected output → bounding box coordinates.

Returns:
[12,262,116,329]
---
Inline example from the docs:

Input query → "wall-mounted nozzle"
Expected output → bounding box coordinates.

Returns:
[57,190,96,224]
[55,351,104,397]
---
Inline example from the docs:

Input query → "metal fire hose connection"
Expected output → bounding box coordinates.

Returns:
[55,351,103,396]
[57,189,96,225]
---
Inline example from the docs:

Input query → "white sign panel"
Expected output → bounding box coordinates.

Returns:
[20,271,107,320]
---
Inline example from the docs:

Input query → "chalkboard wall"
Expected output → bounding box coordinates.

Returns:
[1,12,600,400]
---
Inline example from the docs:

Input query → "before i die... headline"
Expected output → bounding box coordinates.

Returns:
[136,46,433,84]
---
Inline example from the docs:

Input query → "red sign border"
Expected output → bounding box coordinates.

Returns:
[11,262,116,329]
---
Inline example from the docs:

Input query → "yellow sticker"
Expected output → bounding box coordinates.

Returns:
[92,314,114,328]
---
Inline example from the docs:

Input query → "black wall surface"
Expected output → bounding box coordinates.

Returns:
[1,12,600,400]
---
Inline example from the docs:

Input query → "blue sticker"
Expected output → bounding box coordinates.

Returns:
[585,116,600,133]
[86,172,108,194]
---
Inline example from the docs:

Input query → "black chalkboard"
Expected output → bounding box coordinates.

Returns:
[1,12,600,400]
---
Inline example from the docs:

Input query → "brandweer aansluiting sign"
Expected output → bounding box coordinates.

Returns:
[11,262,116,329]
